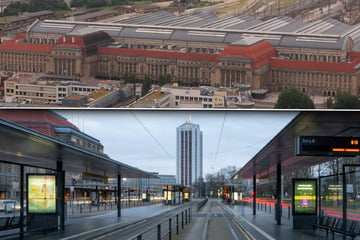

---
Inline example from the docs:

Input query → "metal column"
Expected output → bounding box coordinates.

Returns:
[19,165,24,239]
[253,173,256,215]
[342,165,347,240]
[56,147,65,231]
[275,160,282,225]
[117,174,121,217]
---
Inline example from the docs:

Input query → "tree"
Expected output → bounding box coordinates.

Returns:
[158,74,171,86]
[331,92,360,109]
[86,0,108,8]
[2,0,68,16]
[2,2,28,16]
[326,97,334,109]
[205,166,237,197]
[141,75,152,96]
[70,0,87,8]
[275,88,315,109]
[124,74,137,98]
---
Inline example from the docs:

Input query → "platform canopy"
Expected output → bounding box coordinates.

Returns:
[0,119,156,179]
[233,111,360,180]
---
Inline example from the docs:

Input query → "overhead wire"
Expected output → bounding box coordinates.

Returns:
[212,111,227,171]
[130,111,175,160]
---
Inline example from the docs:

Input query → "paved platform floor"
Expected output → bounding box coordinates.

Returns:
[0,203,178,240]
[225,203,347,240]
[0,200,353,240]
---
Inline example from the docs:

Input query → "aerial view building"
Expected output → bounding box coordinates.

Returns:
[0,7,360,106]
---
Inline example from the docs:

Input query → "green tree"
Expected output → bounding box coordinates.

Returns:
[2,0,68,16]
[86,0,108,8]
[158,74,171,86]
[27,0,69,11]
[326,97,334,109]
[70,0,87,8]
[2,2,28,16]
[142,75,152,96]
[275,88,314,109]
[331,92,360,109]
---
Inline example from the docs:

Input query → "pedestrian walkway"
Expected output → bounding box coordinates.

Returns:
[224,203,345,240]
[0,203,179,240]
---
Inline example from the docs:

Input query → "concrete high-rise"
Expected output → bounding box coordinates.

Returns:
[176,117,203,187]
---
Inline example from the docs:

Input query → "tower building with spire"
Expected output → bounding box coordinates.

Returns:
[176,118,203,187]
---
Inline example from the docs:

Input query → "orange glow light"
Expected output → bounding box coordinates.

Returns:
[332,148,360,152]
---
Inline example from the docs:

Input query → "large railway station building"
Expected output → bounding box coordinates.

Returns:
[1,11,360,97]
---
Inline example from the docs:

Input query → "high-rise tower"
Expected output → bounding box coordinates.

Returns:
[176,117,203,187]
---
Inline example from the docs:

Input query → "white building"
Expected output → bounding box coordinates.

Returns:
[176,118,203,187]
[4,78,98,104]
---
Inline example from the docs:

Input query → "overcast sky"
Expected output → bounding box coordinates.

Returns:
[56,110,298,176]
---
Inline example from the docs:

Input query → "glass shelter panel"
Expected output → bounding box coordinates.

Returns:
[320,175,343,217]
[345,166,360,222]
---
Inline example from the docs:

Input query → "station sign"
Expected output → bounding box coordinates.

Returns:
[293,179,317,215]
[295,136,360,156]
[27,174,57,214]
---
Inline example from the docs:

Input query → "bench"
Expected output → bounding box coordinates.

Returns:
[313,215,360,239]
[0,215,27,231]
[331,220,360,240]
[313,216,338,237]
[0,217,11,231]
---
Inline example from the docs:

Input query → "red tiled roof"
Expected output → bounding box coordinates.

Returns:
[0,110,79,138]
[57,36,86,48]
[97,47,218,62]
[54,43,83,49]
[220,40,277,68]
[348,52,360,60]
[0,41,53,53]
[270,58,360,73]
[13,32,26,41]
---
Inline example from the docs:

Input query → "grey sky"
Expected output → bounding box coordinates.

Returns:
[56,110,298,176]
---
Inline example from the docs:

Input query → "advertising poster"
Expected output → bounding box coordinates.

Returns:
[27,174,57,213]
[293,179,317,215]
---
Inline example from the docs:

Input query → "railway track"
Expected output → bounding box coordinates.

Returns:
[179,199,253,240]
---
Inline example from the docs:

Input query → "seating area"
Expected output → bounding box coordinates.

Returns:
[313,215,360,239]
[0,215,27,231]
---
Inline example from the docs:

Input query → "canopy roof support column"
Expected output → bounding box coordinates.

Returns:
[342,165,347,240]
[57,145,65,231]
[252,159,256,216]
[275,159,282,225]
[117,174,121,217]
[253,173,256,216]
[19,165,24,239]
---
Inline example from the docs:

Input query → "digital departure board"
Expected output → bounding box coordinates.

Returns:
[295,136,360,156]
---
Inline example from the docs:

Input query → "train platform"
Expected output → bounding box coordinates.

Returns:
[0,203,180,240]
[0,200,351,240]
[224,203,345,240]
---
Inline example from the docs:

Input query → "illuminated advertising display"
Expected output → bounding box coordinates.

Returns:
[27,174,57,213]
[293,179,317,215]
[184,192,189,200]
[164,191,172,201]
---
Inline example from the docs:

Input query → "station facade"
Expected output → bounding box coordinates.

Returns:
[0,12,360,97]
